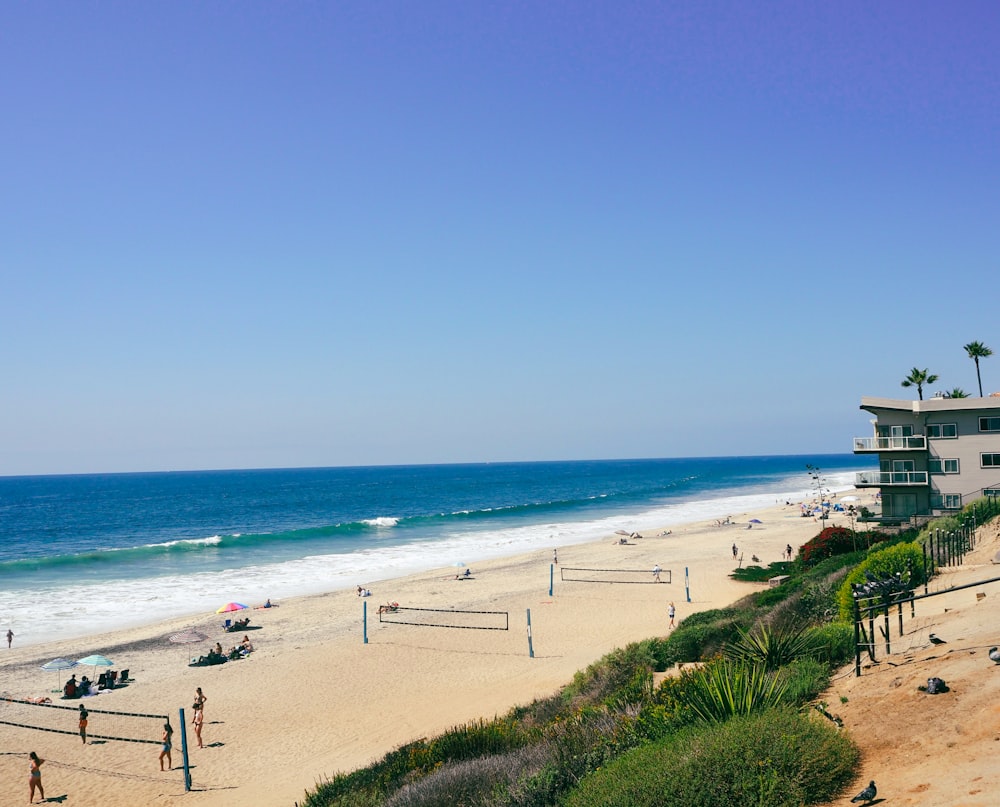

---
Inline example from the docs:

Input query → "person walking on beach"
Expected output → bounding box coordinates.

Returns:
[28,752,44,803]
[6,628,12,648]
[192,702,205,748]
[668,601,676,630]
[786,543,793,561]
[159,723,173,770]
[553,548,558,564]
[78,704,89,744]
[652,564,662,583]
[732,543,738,560]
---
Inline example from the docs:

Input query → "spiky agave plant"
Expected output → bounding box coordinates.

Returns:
[682,659,788,724]
[724,624,819,670]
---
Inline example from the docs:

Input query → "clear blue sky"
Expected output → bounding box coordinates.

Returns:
[3,2,998,476]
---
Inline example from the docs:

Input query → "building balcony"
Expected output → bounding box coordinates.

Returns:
[855,470,929,487]
[853,436,927,452]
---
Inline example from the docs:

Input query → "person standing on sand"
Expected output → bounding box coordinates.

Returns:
[159,723,173,770]
[668,601,676,630]
[79,704,89,744]
[652,564,662,583]
[6,628,12,648]
[28,752,44,803]
[194,686,206,713]
[732,543,738,560]
[553,548,558,564]
[192,702,204,748]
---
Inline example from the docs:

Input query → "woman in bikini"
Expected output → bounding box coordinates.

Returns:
[159,723,173,771]
[28,752,44,803]
[192,701,204,748]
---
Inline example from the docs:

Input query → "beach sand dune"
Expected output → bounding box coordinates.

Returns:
[0,500,856,806]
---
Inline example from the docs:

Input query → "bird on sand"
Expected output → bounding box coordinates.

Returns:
[929,633,947,645]
[989,646,1000,663]
[851,780,877,804]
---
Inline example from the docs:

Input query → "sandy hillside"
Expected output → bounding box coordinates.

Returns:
[819,520,1000,807]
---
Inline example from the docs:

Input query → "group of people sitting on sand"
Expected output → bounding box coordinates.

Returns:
[62,672,120,699]
[378,601,400,614]
[226,635,254,660]
[196,635,255,665]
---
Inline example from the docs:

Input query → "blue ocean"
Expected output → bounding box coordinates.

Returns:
[0,455,872,646]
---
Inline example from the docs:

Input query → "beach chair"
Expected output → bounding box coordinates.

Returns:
[96,673,109,690]
[119,669,130,683]
[223,618,232,630]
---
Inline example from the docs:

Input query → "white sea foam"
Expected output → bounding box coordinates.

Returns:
[362,517,399,528]
[151,535,223,549]
[0,474,859,647]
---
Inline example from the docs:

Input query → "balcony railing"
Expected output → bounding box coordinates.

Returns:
[855,471,929,487]
[853,436,927,452]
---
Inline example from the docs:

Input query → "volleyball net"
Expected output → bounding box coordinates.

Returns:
[377,606,509,631]
[559,567,672,584]
[0,696,168,745]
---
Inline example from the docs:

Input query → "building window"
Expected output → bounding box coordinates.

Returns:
[985,489,1000,497]
[980,417,1000,432]
[928,458,960,474]
[932,494,963,509]
[926,423,957,439]
[982,453,1000,467]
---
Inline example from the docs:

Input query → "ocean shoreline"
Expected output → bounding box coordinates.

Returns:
[0,488,873,806]
[3,472,861,649]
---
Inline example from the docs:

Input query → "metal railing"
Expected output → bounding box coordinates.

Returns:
[855,470,929,486]
[853,436,927,452]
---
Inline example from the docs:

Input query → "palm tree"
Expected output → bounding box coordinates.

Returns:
[901,367,938,400]
[946,387,969,399]
[963,341,993,397]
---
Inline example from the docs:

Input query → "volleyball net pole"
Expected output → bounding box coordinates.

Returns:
[526,609,534,658]
[685,567,691,602]
[363,600,368,644]
[549,563,554,597]
[178,707,192,791]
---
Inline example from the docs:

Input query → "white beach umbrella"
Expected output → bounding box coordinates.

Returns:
[40,657,78,693]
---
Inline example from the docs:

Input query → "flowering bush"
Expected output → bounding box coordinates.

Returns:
[799,527,893,566]
[799,527,857,566]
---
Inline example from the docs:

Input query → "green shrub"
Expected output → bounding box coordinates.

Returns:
[836,542,926,621]
[730,560,794,583]
[724,624,819,670]
[777,657,830,705]
[805,622,855,666]
[562,641,657,708]
[679,658,788,724]
[764,567,848,628]
[661,607,755,664]
[751,576,804,608]
[563,707,860,807]
[383,743,554,807]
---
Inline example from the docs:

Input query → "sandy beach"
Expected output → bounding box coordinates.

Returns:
[0,492,925,807]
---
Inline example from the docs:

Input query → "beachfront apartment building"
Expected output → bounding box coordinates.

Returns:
[853,395,1000,520]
